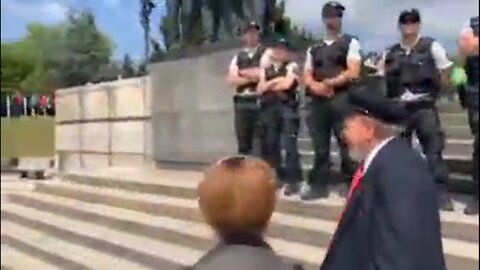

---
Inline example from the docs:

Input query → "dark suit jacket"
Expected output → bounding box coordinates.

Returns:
[186,233,303,270]
[321,137,446,270]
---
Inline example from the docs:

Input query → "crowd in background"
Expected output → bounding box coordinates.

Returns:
[0,91,56,117]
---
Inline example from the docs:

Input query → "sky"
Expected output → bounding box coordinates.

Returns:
[1,0,479,60]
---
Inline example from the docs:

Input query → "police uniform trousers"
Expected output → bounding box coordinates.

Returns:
[258,99,303,183]
[467,89,479,198]
[402,106,450,188]
[233,96,261,156]
[306,90,356,188]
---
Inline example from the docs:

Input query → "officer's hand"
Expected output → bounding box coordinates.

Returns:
[310,82,334,97]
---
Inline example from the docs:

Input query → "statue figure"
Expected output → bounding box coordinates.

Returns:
[163,0,277,46]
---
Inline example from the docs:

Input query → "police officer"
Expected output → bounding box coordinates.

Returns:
[302,2,362,200]
[257,38,303,195]
[226,22,267,156]
[457,15,479,215]
[380,9,454,211]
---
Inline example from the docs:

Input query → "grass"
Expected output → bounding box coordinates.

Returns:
[1,117,54,158]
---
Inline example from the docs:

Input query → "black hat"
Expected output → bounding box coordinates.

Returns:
[348,87,407,125]
[322,1,345,18]
[243,21,261,32]
[269,37,293,51]
[398,9,421,24]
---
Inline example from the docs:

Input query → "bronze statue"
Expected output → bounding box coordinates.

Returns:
[164,0,276,47]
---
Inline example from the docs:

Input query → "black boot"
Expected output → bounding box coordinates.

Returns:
[300,185,328,201]
[438,189,454,212]
[283,182,301,196]
[464,196,479,216]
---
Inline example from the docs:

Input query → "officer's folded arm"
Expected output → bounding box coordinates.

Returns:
[257,69,277,93]
[303,68,329,95]
[324,59,361,88]
[226,66,255,88]
[272,64,299,91]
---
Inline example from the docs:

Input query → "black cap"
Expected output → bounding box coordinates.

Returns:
[398,9,421,24]
[348,87,407,124]
[269,37,293,51]
[243,21,261,32]
[322,1,345,18]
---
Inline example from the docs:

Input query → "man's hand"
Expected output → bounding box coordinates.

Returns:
[239,68,261,81]
[309,81,334,97]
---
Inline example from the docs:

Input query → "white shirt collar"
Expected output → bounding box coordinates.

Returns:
[363,136,395,174]
[400,36,420,52]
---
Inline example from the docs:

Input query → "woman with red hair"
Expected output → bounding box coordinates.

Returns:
[188,156,302,270]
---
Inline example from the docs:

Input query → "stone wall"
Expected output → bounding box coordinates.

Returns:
[150,48,238,165]
[55,77,152,172]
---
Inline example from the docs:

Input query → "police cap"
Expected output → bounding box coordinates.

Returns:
[398,8,421,24]
[243,21,261,33]
[348,87,407,124]
[269,37,294,51]
[322,1,345,18]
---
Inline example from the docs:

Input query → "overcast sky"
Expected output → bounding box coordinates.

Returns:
[1,0,478,59]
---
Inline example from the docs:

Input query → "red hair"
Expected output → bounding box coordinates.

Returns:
[197,156,276,236]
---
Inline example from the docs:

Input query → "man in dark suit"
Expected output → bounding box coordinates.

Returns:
[321,88,446,270]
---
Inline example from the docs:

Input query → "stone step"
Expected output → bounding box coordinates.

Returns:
[0,203,202,270]
[3,186,479,270]
[50,175,479,242]
[1,245,61,270]
[1,244,57,270]
[440,113,470,126]
[1,222,150,270]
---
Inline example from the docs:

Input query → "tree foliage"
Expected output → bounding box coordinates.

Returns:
[1,8,114,92]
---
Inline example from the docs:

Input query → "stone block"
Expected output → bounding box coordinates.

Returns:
[153,110,236,164]
[111,121,145,154]
[57,153,81,172]
[113,85,145,118]
[55,93,80,122]
[81,123,109,153]
[81,154,109,169]
[111,154,146,167]
[144,121,152,157]
[83,89,109,120]
[56,125,80,151]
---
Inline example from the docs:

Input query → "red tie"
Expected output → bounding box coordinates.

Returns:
[346,163,365,202]
[327,163,365,252]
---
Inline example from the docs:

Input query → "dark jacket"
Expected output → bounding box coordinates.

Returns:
[321,137,446,270]
[186,233,302,270]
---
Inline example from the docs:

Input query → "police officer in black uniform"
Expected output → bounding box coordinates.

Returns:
[381,9,454,211]
[458,15,479,215]
[226,22,267,156]
[302,2,362,200]
[257,38,303,194]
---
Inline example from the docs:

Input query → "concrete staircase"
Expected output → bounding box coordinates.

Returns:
[1,169,478,270]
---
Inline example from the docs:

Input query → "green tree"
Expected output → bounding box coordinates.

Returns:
[1,42,34,91]
[59,9,114,87]
[122,54,136,78]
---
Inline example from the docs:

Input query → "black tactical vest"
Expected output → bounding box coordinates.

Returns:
[261,62,298,104]
[310,35,352,85]
[465,16,479,88]
[235,45,266,95]
[384,37,440,98]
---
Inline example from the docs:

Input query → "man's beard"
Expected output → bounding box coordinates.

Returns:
[348,146,369,163]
